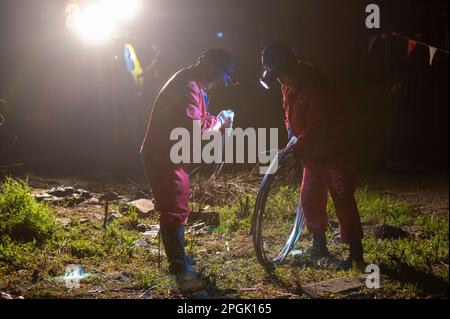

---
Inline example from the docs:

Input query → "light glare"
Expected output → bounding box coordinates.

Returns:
[73,3,115,42]
[67,0,141,43]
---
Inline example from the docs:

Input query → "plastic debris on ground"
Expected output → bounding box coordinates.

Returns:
[57,265,92,287]
[134,239,149,247]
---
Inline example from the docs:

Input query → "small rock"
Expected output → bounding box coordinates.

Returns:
[74,189,92,200]
[48,186,75,197]
[129,199,155,217]
[302,276,365,298]
[373,224,410,240]
[34,193,56,202]
[99,191,119,202]
[118,197,131,205]
[1,291,13,299]
[84,197,101,206]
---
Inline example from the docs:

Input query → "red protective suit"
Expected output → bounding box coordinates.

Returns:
[282,64,363,242]
[140,68,220,227]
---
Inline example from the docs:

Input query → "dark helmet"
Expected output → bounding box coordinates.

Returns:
[260,41,298,89]
[198,49,238,87]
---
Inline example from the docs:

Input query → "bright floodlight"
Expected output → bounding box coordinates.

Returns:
[73,2,115,42]
[68,0,141,43]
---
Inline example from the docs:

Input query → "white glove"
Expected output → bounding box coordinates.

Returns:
[218,109,235,129]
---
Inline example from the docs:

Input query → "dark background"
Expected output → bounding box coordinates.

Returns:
[0,0,448,178]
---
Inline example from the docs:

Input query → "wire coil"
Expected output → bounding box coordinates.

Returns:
[252,137,305,270]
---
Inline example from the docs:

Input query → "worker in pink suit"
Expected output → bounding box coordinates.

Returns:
[259,42,364,269]
[141,49,236,284]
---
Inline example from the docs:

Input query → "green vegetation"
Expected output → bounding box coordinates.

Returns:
[0,177,60,244]
[0,177,448,298]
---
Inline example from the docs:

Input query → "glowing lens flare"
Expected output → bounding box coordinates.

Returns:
[73,2,115,42]
[66,0,141,42]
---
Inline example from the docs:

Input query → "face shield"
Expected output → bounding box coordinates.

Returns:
[197,49,238,89]
[219,68,239,88]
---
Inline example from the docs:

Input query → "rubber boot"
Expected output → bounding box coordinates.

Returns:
[306,233,331,257]
[338,240,365,271]
[160,224,205,292]
[349,239,365,269]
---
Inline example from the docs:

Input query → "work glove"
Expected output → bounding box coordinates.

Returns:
[218,109,235,129]
[287,127,295,140]
[280,135,300,170]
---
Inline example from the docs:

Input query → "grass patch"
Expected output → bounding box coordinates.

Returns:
[325,186,415,226]
[365,235,448,269]
[0,177,60,244]
[68,239,106,258]
[0,177,61,271]
[117,207,140,230]
[0,236,36,268]
[213,194,255,234]
[139,268,176,292]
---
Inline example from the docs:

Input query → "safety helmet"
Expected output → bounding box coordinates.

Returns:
[198,49,238,87]
[260,41,298,89]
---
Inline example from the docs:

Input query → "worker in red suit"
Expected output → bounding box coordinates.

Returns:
[140,49,237,284]
[259,42,364,268]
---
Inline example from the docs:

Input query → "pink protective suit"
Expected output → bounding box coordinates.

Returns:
[140,68,220,227]
[281,66,364,243]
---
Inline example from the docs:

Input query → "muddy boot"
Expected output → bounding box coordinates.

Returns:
[338,240,365,271]
[160,225,205,292]
[305,233,331,258]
